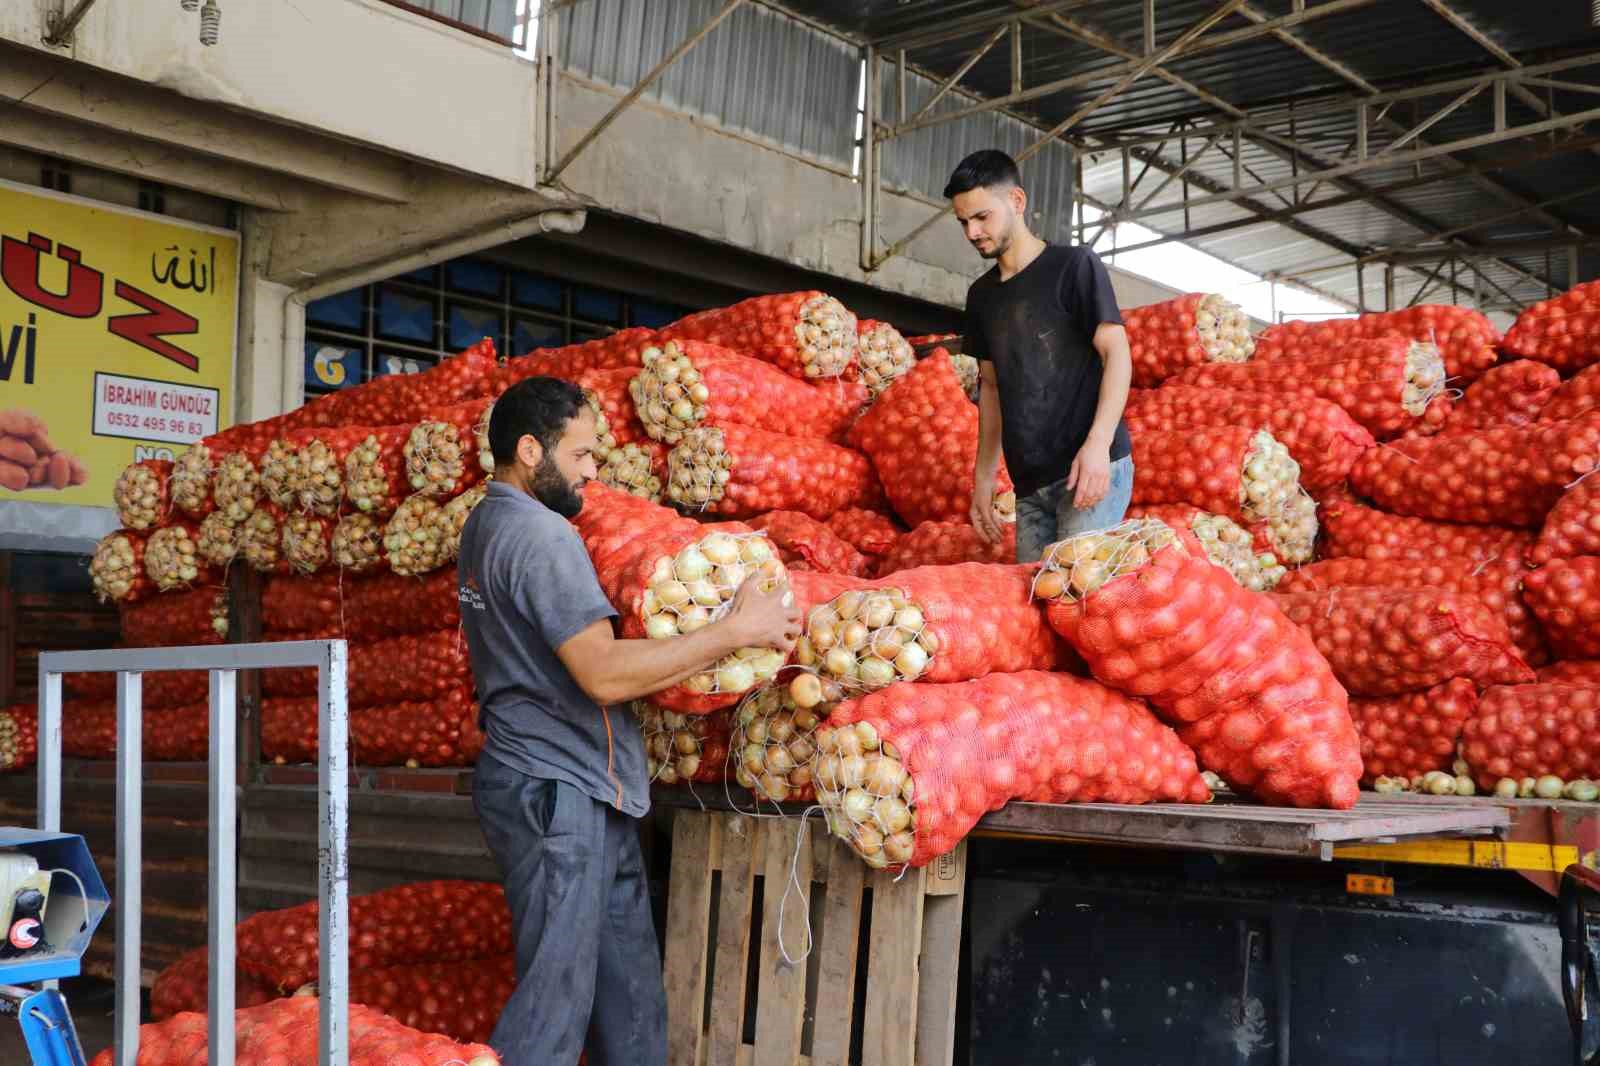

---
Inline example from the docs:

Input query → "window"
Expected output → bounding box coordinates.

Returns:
[41,158,71,194]
[138,181,167,215]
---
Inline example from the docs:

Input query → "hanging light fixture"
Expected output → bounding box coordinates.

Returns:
[180,0,198,10]
[199,0,221,45]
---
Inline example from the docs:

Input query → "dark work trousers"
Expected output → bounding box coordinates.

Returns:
[472,754,668,1066]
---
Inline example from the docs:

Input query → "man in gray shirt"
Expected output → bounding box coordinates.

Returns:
[457,376,799,1066]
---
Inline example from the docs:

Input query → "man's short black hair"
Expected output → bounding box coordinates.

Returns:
[943,149,1023,199]
[488,375,587,468]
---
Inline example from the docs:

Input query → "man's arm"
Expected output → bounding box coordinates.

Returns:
[1067,322,1133,509]
[970,361,1005,545]
[557,576,800,705]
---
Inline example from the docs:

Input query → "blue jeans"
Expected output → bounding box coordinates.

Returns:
[1014,455,1135,564]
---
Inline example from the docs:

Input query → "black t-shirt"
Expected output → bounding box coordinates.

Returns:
[962,244,1132,499]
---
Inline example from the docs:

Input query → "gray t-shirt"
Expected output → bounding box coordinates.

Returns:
[457,481,650,818]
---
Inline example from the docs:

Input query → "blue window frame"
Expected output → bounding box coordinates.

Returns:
[512,316,565,353]
[375,286,437,345]
[448,302,504,354]
[572,285,623,325]
[511,271,564,311]
[631,299,689,329]
[307,289,365,332]
[446,259,505,298]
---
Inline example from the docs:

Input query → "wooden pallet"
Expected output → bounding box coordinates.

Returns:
[662,809,965,1066]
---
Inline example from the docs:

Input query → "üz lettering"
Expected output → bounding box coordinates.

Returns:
[0,233,103,318]
[0,313,36,384]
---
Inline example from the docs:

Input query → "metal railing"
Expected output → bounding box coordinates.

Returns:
[37,640,350,1066]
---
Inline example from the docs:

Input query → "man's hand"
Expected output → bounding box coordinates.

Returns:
[724,574,802,654]
[1067,440,1112,510]
[969,476,1002,545]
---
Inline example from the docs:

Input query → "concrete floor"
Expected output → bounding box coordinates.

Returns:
[0,977,123,1062]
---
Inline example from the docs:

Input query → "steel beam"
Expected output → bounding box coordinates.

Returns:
[872,0,1100,52]
[906,23,1008,126]
[1380,236,1600,265]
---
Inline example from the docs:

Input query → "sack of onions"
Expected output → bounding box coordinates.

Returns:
[638,702,733,785]
[749,510,871,576]
[113,459,172,530]
[1522,556,1600,659]
[1542,660,1600,684]
[338,955,514,1046]
[143,671,209,710]
[1348,413,1600,527]
[1274,587,1533,696]
[1252,305,1499,381]
[573,484,702,608]
[340,425,411,517]
[812,671,1210,869]
[1460,683,1600,792]
[264,629,471,706]
[949,351,980,402]
[1502,281,1600,374]
[1316,488,1532,564]
[1130,425,1301,530]
[150,946,281,1022]
[599,440,665,502]
[1531,476,1600,564]
[90,530,152,603]
[1034,519,1363,808]
[1125,504,1285,592]
[195,511,242,568]
[121,586,229,646]
[352,690,479,768]
[851,319,915,399]
[262,698,318,763]
[257,431,313,510]
[827,507,904,559]
[264,569,463,642]
[797,564,1065,695]
[1438,360,1561,434]
[574,367,646,452]
[383,495,453,576]
[630,340,867,445]
[404,399,492,501]
[306,338,497,429]
[87,997,500,1066]
[872,521,1014,577]
[1248,487,1317,565]
[847,353,1016,527]
[491,326,660,392]
[144,523,210,592]
[281,513,335,575]
[239,506,288,573]
[146,702,210,760]
[1122,293,1255,387]
[1543,364,1600,422]
[731,678,852,804]
[288,427,382,517]
[167,446,216,519]
[1349,679,1478,787]
[443,482,489,557]
[62,702,115,759]
[1123,385,1374,491]
[1173,335,1451,439]
[0,705,38,773]
[658,291,857,380]
[212,440,270,525]
[665,424,883,521]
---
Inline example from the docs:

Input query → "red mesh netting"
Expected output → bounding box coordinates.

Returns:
[749,510,871,576]
[1124,504,1285,593]
[113,459,173,530]
[1541,660,1600,685]
[1460,683,1600,789]
[1349,678,1478,785]
[406,399,494,501]
[1522,556,1600,659]
[1437,360,1561,434]
[813,672,1209,869]
[847,352,1012,527]
[1543,364,1600,422]
[1316,489,1532,563]
[492,327,661,391]
[288,340,497,429]
[639,703,733,786]
[341,425,414,518]
[1531,476,1600,564]
[1502,281,1600,374]
[89,997,498,1066]
[850,319,916,398]
[1348,413,1600,527]
[574,366,648,449]
[827,507,903,557]
[120,585,228,646]
[262,630,469,706]
[263,569,461,640]
[872,521,1014,577]
[666,423,883,521]
[1272,587,1534,695]
[0,704,38,773]
[90,530,152,604]
[150,946,278,1022]
[1037,522,1363,808]
[1123,386,1374,491]
[353,689,480,767]
[657,291,857,380]
[63,701,209,760]
[1251,305,1499,381]
[1121,293,1255,387]
[1171,335,1452,439]
[574,484,704,609]
[1128,424,1295,527]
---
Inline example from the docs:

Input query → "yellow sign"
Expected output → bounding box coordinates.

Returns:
[0,180,237,509]
[1345,873,1395,897]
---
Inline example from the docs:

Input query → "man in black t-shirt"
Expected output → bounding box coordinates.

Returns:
[946,150,1135,563]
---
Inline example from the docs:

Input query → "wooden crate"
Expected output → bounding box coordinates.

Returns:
[662,810,965,1066]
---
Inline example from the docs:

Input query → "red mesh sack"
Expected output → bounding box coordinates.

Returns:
[168,442,218,520]
[141,522,217,593]
[352,690,480,768]
[292,340,496,429]
[749,510,870,576]
[1272,587,1534,696]
[1348,414,1600,527]
[1252,306,1499,381]
[1122,293,1255,387]
[1522,556,1600,659]
[1129,424,1301,529]
[1316,489,1531,563]
[492,326,660,390]
[1124,385,1374,491]
[280,513,336,576]
[1543,363,1600,422]
[1349,679,1479,785]
[1438,360,1561,434]
[113,459,173,530]
[1125,504,1286,592]
[89,530,152,604]
[639,703,734,786]
[402,399,494,502]
[572,366,648,451]
[263,570,460,640]
[150,945,278,1022]
[851,319,916,398]
[234,880,511,993]
[872,521,1014,577]
[666,423,883,520]
[631,340,867,445]
[120,585,228,646]
[340,425,412,518]
[812,672,1210,869]
[0,704,38,773]
[262,698,318,763]
[573,483,704,608]
[1034,520,1363,808]
[288,426,393,517]
[349,955,515,1046]
[1275,555,1545,665]
[657,291,857,379]
[1532,476,1600,564]
[262,630,470,706]
[827,507,903,557]
[847,353,1013,527]
[61,701,209,760]
[1502,281,1600,374]
[1172,335,1452,438]
[1460,683,1600,789]
[144,673,209,711]
[1541,660,1600,686]
[89,997,499,1066]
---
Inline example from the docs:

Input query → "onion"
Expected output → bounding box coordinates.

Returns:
[853,822,884,855]
[883,830,915,864]
[862,596,896,629]
[684,672,715,693]
[1454,776,1476,797]
[686,579,721,608]
[677,606,711,633]
[855,721,880,751]
[1493,778,1519,799]
[815,754,840,791]
[1567,780,1599,802]
[841,787,874,823]
[841,620,869,652]
[701,533,739,565]
[894,642,929,680]
[1520,777,1537,798]
[865,755,906,796]
[716,661,756,694]
[858,657,896,689]
[823,648,857,678]
[1536,775,1565,799]
[654,580,690,608]
[790,672,824,709]
[839,754,867,789]
[875,795,912,833]
[675,546,711,582]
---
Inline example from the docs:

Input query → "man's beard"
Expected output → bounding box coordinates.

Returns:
[976,232,1011,260]
[531,455,584,518]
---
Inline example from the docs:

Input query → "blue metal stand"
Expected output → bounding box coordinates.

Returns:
[2,984,88,1066]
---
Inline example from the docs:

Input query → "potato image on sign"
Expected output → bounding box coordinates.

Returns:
[0,409,90,492]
